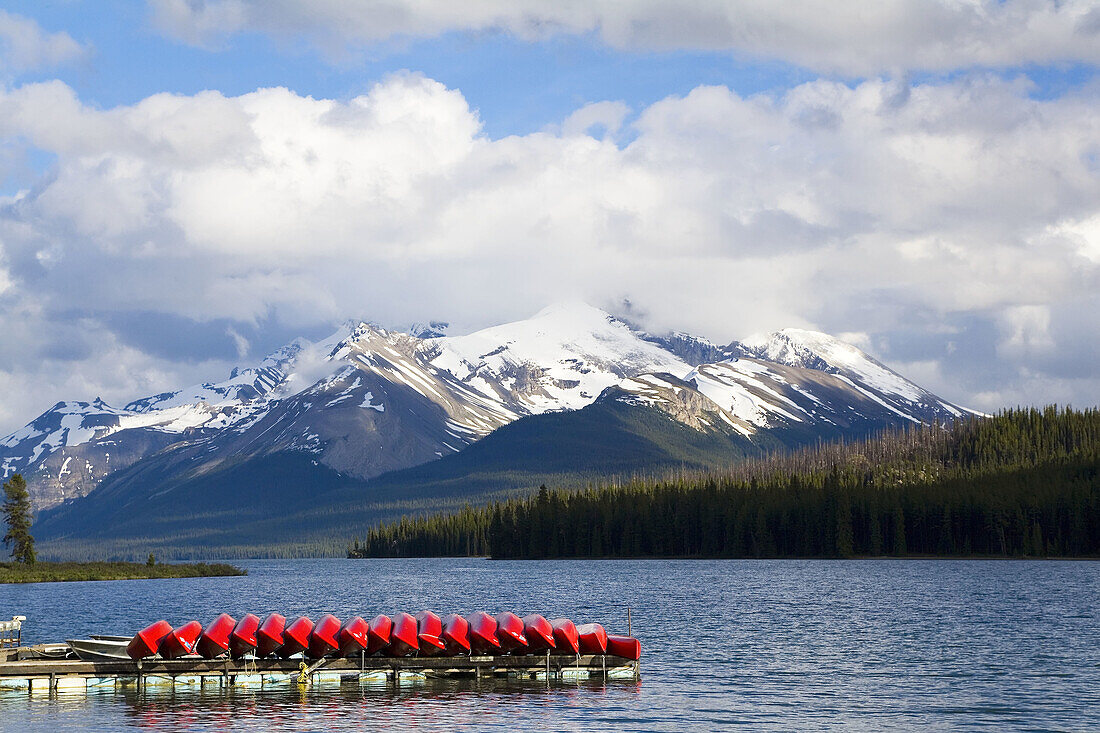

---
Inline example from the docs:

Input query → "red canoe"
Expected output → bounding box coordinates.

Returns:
[494,612,528,653]
[126,620,173,660]
[440,614,471,656]
[465,612,501,654]
[256,613,286,657]
[229,613,261,658]
[606,635,641,661]
[415,611,446,656]
[197,613,236,659]
[337,616,370,657]
[576,623,608,655]
[521,614,556,652]
[366,614,393,655]
[550,618,580,654]
[159,620,203,660]
[386,612,419,657]
[278,616,314,658]
[307,614,341,659]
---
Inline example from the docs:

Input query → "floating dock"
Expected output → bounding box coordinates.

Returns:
[0,649,639,693]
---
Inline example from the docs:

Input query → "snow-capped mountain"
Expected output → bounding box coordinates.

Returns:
[1,303,972,511]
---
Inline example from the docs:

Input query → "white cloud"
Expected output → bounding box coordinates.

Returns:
[148,0,1100,75]
[0,10,88,74]
[1,72,1099,432]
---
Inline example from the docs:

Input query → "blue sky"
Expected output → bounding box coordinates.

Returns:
[0,1,1099,433]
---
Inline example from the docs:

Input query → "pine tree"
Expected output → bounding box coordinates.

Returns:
[2,474,36,564]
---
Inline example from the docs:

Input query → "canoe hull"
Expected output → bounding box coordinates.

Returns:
[606,635,641,661]
[307,614,341,659]
[465,612,501,655]
[127,620,173,660]
[337,616,370,657]
[159,621,203,660]
[197,613,236,659]
[494,612,528,654]
[441,614,471,656]
[386,613,419,657]
[521,614,556,653]
[229,613,261,659]
[549,618,580,654]
[278,616,314,658]
[366,615,393,656]
[576,623,608,655]
[255,613,286,658]
[415,611,446,656]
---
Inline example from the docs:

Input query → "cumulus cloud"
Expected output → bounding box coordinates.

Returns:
[0,10,87,75]
[148,0,1100,75]
[0,72,1099,432]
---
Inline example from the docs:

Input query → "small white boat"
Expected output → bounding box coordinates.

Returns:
[67,637,131,661]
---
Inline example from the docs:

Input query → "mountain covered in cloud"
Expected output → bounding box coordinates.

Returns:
[2,302,971,517]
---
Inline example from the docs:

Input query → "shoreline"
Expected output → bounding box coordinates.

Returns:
[0,561,247,584]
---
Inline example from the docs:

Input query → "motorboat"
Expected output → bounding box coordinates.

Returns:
[549,618,579,654]
[440,614,471,656]
[336,616,370,657]
[229,613,261,658]
[520,614,556,652]
[366,614,393,655]
[68,637,131,661]
[465,612,500,654]
[576,623,608,655]
[278,616,314,658]
[255,613,286,657]
[159,621,202,660]
[385,613,419,657]
[414,611,446,656]
[606,635,641,660]
[126,620,172,660]
[307,614,341,659]
[197,613,236,659]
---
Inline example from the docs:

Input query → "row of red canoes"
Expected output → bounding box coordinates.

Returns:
[126,611,641,662]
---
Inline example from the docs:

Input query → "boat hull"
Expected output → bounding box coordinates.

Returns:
[550,618,580,654]
[494,612,528,654]
[386,613,419,657]
[337,616,370,657]
[69,638,131,662]
[521,614,556,653]
[606,635,641,661]
[465,612,501,654]
[127,620,173,660]
[576,623,608,655]
[307,614,341,659]
[278,616,314,658]
[229,613,261,659]
[256,613,286,658]
[159,621,203,660]
[366,615,393,656]
[440,614,471,656]
[197,613,236,659]
[415,611,446,656]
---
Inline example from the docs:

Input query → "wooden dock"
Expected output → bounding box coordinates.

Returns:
[0,650,639,693]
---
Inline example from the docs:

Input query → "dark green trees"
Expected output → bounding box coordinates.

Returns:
[2,473,36,564]
[348,407,1100,560]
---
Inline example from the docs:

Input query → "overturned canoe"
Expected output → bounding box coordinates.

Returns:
[386,613,419,657]
[197,613,236,659]
[159,621,202,660]
[278,616,314,658]
[307,614,341,659]
[336,616,370,657]
[465,612,501,654]
[256,613,286,658]
[366,614,393,656]
[606,635,641,660]
[549,618,580,654]
[414,611,446,656]
[576,623,608,655]
[521,614,556,652]
[494,612,528,654]
[127,620,173,660]
[229,613,261,659]
[440,613,471,656]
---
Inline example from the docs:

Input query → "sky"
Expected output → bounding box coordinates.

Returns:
[0,0,1099,434]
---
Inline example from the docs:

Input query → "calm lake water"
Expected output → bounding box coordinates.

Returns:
[2,559,1099,731]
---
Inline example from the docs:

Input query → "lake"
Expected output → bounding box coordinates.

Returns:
[2,558,1099,731]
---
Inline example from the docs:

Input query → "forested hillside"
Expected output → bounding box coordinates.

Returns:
[348,407,1100,559]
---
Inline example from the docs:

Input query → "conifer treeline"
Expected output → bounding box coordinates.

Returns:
[347,407,1100,559]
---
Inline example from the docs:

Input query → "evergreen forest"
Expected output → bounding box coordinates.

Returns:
[347,407,1100,559]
